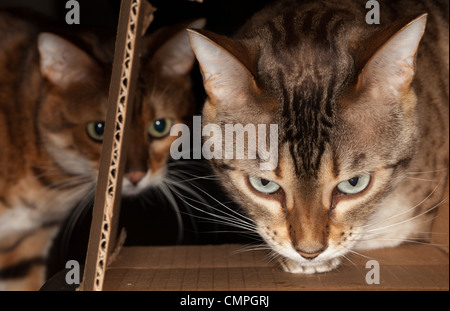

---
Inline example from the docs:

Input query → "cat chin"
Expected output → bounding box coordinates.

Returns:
[266,242,342,274]
[278,257,342,274]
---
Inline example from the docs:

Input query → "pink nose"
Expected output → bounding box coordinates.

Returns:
[125,171,146,185]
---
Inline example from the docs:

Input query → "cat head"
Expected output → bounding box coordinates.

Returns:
[37,19,205,196]
[188,14,426,270]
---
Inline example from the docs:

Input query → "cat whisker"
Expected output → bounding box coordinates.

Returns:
[354,237,447,248]
[30,166,78,180]
[361,230,443,239]
[164,164,230,237]
[363,209,443,236]
[167,161,199,168]
[185,206,257,234]
[167,159,208,167]
[162,176,212,237]
[59,188,95,255]
[164,174,213,211]
[264,250,283,265]
[359,179,444,230]
[341,254,361,271]
[163,182,257,234]
[155,182,185,244]
[149,69,158,100]
[365,197,448,234]
[405,177,442,182]
[346,249,374,261]
[233,243,280,266]
[173,172,219,181]
[404,167,449,175]
[30,163,60,171]
[232,243,272,254]
[167,171,219,183]
[48,175,95,190]
[165,181,249,224]
[159,80,176,98]
[356,213,448,247]
[171,177,255,224]
[204,229,260,236]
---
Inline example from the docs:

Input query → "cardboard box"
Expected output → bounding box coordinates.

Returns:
[77,0,449,293]
[101,243,448,291]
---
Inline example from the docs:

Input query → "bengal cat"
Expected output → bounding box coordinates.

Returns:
[0,11,204,290]
[188,0,448,274]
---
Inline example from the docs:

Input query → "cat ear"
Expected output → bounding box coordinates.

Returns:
[151,19,206,77]
[188,29,258,106]
[357,14,427,97]
[38,32,98,89]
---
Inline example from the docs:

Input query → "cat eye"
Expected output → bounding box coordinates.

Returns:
[337,174,371,195]
[249,176,281,194]
[86,121,105,142]
[148,118,173,138]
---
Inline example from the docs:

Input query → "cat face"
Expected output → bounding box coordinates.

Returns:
[37,20,204,197]
[189,11,427,273]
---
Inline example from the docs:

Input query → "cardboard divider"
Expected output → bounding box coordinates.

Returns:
[79,0,155,291]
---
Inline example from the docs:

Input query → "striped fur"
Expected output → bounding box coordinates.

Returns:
[189,0,448,273]
[0,12,201,290]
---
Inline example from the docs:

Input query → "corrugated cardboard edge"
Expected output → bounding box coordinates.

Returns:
[79,0,154,291]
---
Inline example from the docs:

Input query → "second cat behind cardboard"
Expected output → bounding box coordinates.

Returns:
[0,11,205,290]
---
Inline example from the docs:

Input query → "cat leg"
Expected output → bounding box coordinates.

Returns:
[0,226,58,290]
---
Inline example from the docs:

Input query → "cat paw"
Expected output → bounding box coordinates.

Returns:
[278,257,341,274]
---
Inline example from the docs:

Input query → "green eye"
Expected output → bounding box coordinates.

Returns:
[337,174,371,195]
[86,121,105,142]
[249,176,281,194]
[148,118,173,138]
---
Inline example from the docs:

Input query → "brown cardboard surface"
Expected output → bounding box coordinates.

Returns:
[102,244,449,291]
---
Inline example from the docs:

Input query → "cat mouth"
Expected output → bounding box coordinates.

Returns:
[282,256,342,274]
[122,169,166,196]
[274,245,344,273]
[265,239,348,273]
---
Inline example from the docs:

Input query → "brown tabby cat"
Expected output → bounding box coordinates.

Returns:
[0,11,204,290]
[188,0,448,274]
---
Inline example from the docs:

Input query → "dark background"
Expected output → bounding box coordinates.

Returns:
[0,0,273,35]
[0,0,275,281]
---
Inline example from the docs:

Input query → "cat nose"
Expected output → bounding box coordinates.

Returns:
[125,171,146,186]
[295,248,325,260]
